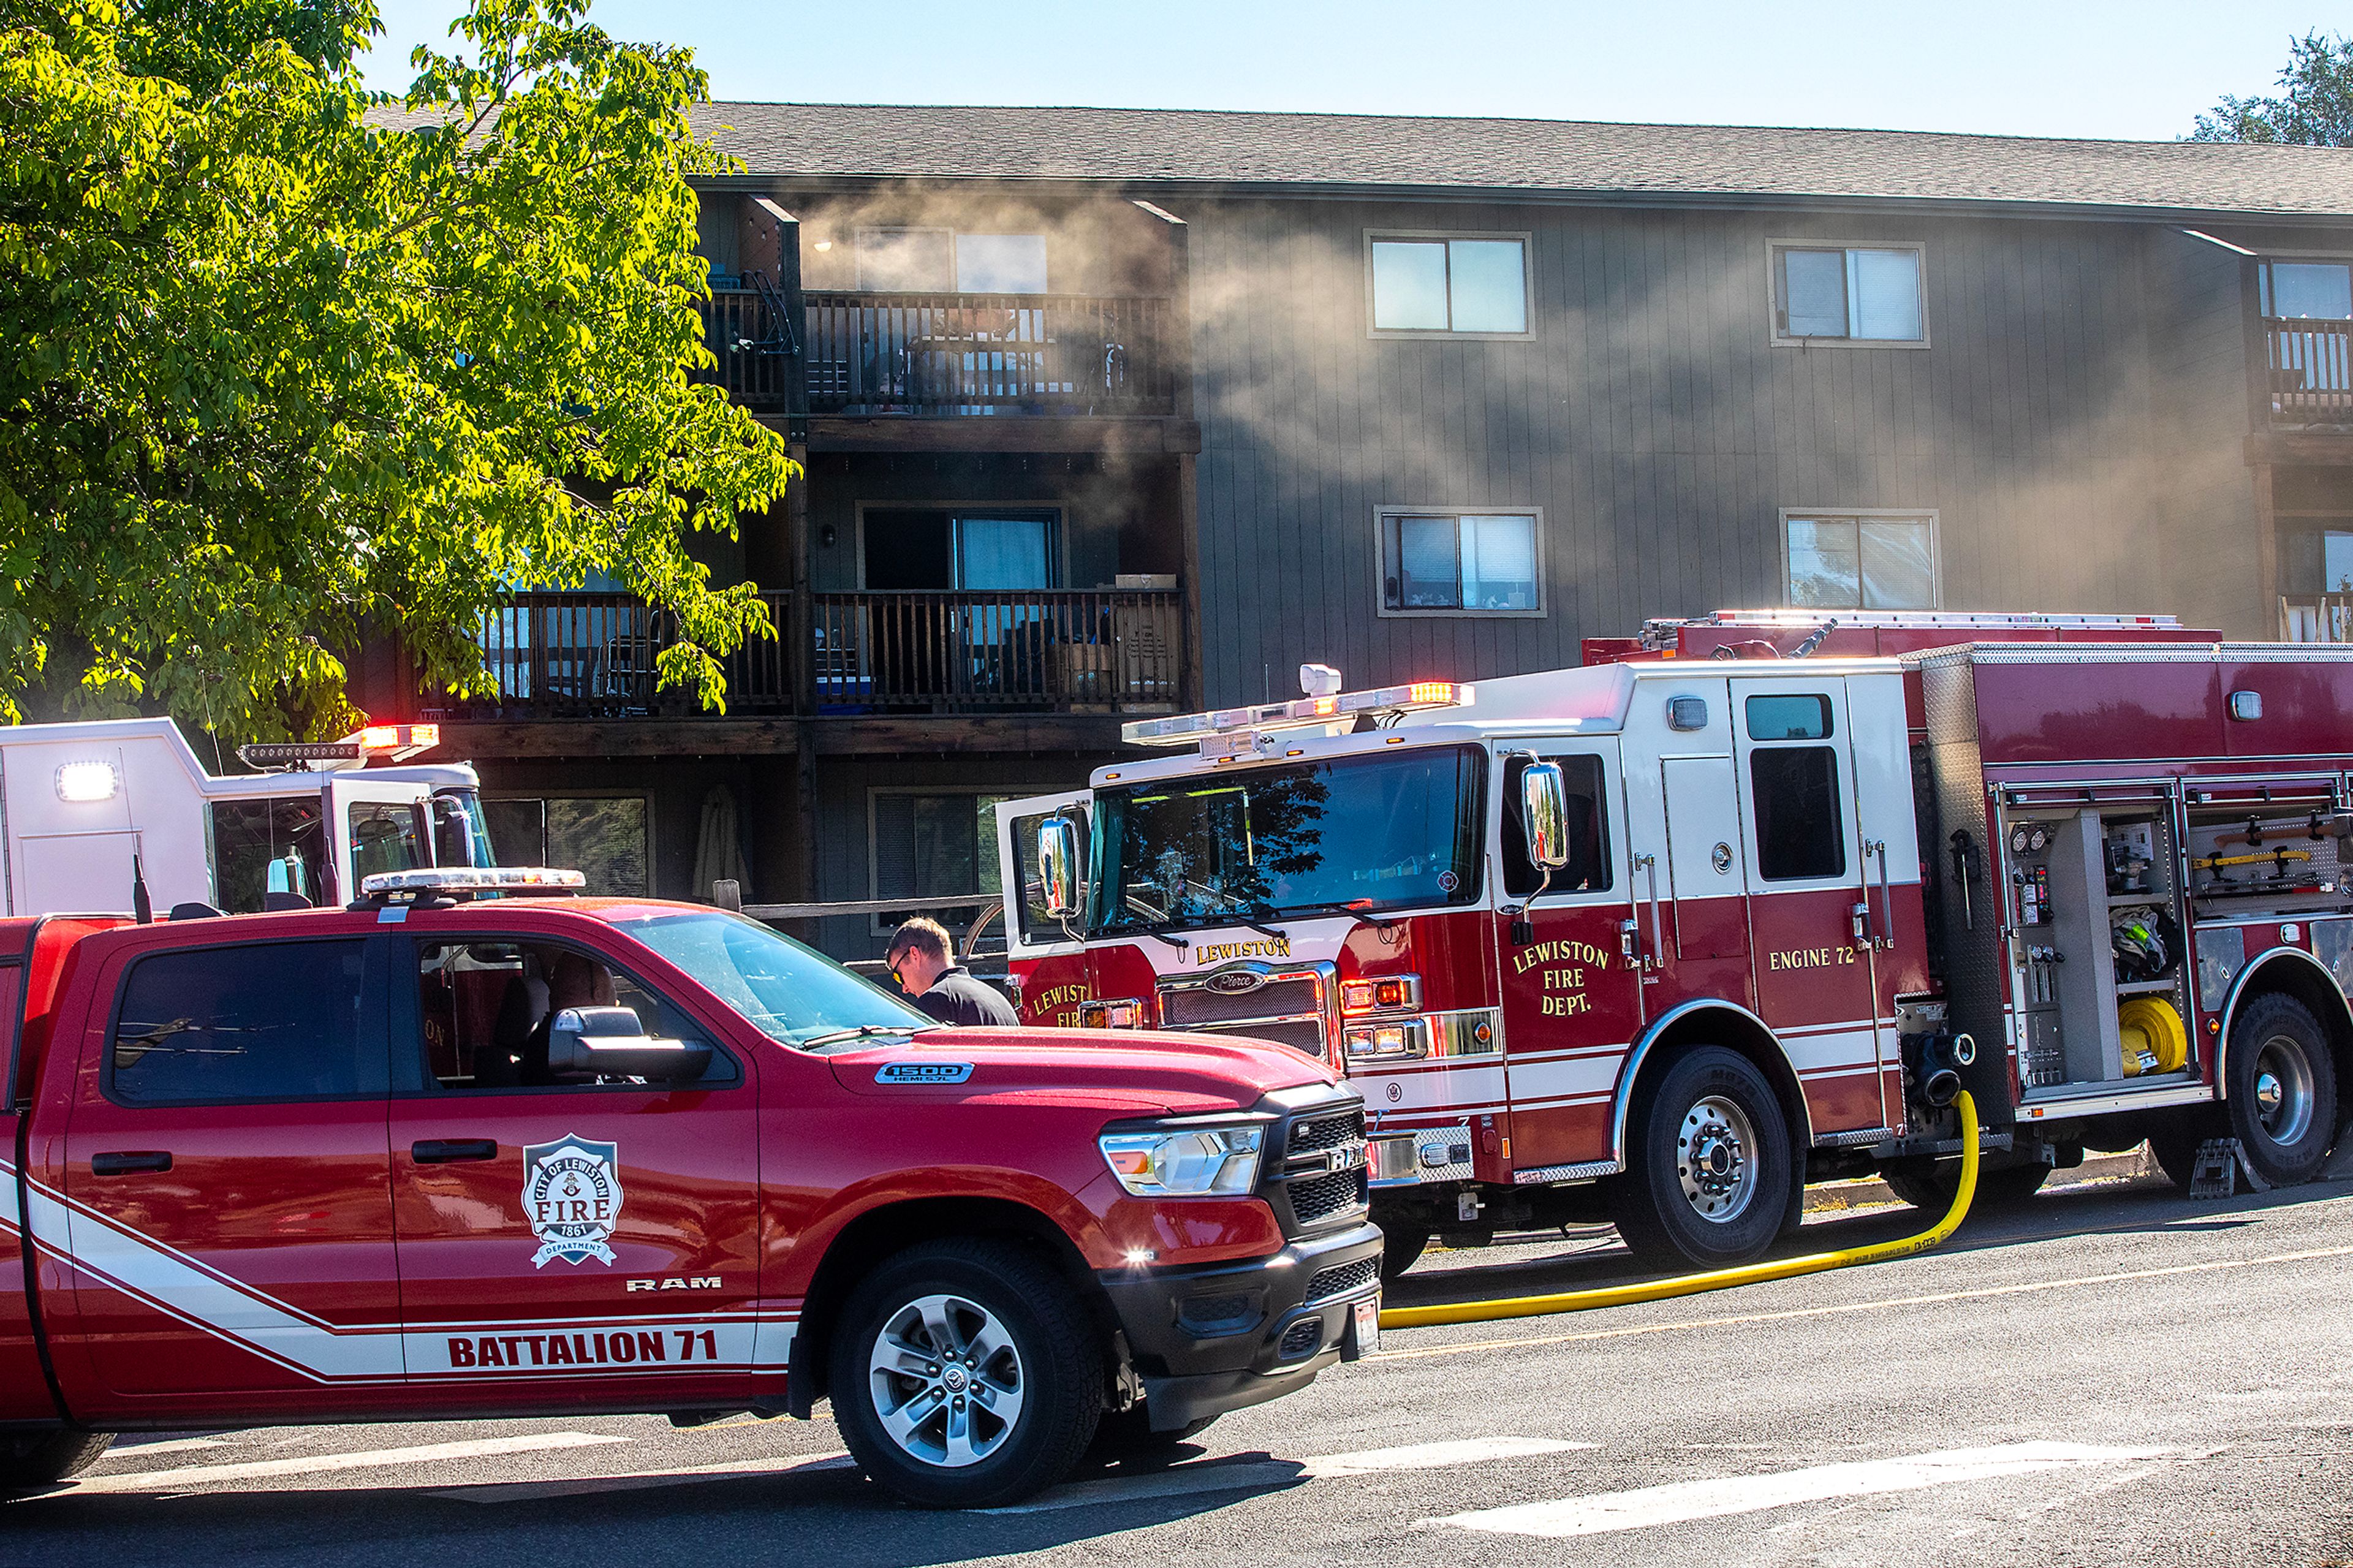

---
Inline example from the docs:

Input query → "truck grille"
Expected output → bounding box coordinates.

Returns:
[1303,1257,1377,1303]
[1158,963,1336,1061]
[1290,1109,1365,1154]
[1285,1168,1369,1226]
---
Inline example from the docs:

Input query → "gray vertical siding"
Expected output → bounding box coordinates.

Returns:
[1179,197,2258,706]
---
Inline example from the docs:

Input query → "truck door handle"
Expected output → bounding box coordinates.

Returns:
[91,1151,172,1175]
[412,1139,498,1164]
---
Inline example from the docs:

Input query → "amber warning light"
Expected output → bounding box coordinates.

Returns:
[1121,676,1472,749]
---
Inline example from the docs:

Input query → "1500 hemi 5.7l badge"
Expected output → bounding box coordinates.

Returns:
[523,1134,624,1267]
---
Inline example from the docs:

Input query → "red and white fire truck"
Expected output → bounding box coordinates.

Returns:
[998,611,2353,1276]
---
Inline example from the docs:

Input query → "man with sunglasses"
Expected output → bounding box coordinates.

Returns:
[886,917,1018,1027]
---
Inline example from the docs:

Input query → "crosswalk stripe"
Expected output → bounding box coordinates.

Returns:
[428,1450,855,1504]
[53,1432,627,1496]
[982,1434,1589,1515]
[1433,1442,2173,1536]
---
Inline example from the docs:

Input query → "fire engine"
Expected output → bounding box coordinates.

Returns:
[997,611,2352,1276]
[0,717,490,917]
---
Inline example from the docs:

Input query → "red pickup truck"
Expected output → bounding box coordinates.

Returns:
[0,869,1379,1508]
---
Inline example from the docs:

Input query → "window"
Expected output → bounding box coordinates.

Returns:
[1501,754,1614,898]
[411,939,733,1091]
[1378,508,1543,615]
[208,797,327,913]
[112,941,374,1104]
[2262,260,2353,320]
[1783,512,1938,610]
[485,797,649,897]
[2329,531,2353,594]
[871,791,1016,934]
[857,229,1050,295]
[861,508,1059,591]
[1750,748,1847,881]
[1771,243,1925,344]
[1745,694,1834,742]
[349,800,425,884]
[1368,235,1529,335]
[1089,748,1485,933]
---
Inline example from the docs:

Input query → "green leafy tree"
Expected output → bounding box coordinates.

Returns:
[0,0,793,740]
[2192,30,2353,146]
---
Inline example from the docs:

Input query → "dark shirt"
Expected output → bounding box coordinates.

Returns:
[914,966,1020,1028]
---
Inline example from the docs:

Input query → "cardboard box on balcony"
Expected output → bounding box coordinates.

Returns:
[1113,574,1177,592]
[1052,642,1115,711]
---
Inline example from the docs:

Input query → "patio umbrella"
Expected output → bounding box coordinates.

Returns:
[693,784,748,903]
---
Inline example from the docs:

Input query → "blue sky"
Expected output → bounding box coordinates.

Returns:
[362,1,2338,142]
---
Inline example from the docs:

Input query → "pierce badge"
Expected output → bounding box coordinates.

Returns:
[521,1134,624,1268]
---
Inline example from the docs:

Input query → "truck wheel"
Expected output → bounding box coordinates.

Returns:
[2226,993,2339,1187]
[0,1430,112,1491]
[1379,1225,1431,1279]
[1881,1159,2046,1211]
[827,1238,1104,1509]
[2146,1113,2213,1190]
[1612,1047,1794,1270]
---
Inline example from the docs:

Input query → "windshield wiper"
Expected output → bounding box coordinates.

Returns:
[1279,898,1387,931]
[1208,893,1288,942]
[798,1023,921,1049]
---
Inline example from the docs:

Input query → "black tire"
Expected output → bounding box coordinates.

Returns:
[2225,993,2339,1186]
[1379,1224,1430,1280]
[1880,1159,2047,1212]
[1087,1404,1216,1464]
[827,1238,1104,1509]
[1612,1047,1796,1270]
[2147,1115,2211,1191]
[0,1430,112,1491]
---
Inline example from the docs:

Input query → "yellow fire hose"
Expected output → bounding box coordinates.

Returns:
[1379,1091,1980,1330]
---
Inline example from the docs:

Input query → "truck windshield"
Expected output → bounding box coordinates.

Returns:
[1088,744,1483,936]
[610,909,934,1050]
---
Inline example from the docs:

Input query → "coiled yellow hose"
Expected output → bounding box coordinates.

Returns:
[1380,1090,1980,1329]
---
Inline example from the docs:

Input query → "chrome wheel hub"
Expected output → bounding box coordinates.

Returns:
[1677,1094,1757,1224]
[867,1292,1025,1469]
[2252,1035,2316,1147]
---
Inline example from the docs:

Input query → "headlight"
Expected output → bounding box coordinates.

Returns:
[1099,1125,1264,1196]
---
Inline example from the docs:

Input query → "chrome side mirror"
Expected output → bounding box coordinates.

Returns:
[1521,760,1571,870]
[1038,816,1081,920]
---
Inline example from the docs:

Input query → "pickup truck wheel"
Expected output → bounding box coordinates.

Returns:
[0,1430,112,1491]
[1612,1047,1794,1270]
[828,1238,1104,1509]
[2226,993,2339,1187]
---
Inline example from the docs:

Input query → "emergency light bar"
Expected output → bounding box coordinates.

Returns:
[1121,680,1472,749]
[357,866,586,903]
[238,724,442,771]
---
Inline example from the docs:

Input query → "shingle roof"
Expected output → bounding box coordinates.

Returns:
[681,102,2353,219]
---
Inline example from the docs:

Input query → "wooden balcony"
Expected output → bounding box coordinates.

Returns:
[2282,593,2353,643]
[693,289,1180,419]
[2265,317,2353,428]
[420,589,1183,722]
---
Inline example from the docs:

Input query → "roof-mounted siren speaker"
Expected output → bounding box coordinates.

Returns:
[1299,664,1343,699]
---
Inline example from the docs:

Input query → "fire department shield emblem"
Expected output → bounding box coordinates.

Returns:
[521,1135,624,1268]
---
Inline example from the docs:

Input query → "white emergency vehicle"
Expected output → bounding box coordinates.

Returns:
[0,718,494,916]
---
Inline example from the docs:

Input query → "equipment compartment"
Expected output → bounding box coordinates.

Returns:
[2004,802,2191,1095]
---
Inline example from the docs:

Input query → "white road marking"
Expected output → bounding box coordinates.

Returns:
[1374,1241,2353,1363]
[982,1434,1589,1515]
[50,1432,628,1496]
[428,1450,854,1504]
[1432,1442,2173,1537]
[93,1437,227,1460]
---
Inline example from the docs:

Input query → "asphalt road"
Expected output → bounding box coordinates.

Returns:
[9,1165,2353,1567]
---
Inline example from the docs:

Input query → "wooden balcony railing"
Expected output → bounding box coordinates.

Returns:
[692,289,1180,417]
[424,592,795,721]
[2265,316,2353,426]
[811,590,1181,711]
[422,589,1184,719]
[2283,593,2353,643]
